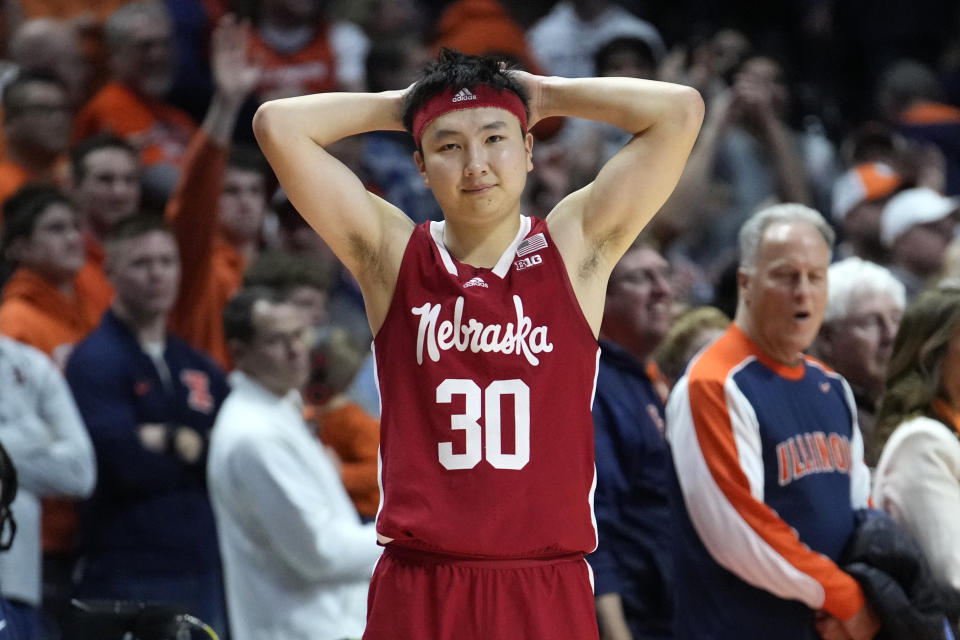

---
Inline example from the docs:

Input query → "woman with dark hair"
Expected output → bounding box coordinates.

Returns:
[873,286,960,614]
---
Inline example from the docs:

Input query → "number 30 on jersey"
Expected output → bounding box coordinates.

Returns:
[436,378,530,470]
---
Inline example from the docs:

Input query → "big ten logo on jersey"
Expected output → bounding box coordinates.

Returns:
[514,232,547,271]
[776,431,852,486]
[514,254,542,271]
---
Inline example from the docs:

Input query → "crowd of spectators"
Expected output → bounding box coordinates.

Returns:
[0,0,956,637]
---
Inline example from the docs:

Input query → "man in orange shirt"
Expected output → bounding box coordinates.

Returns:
[66,14,262,369]
[7,18,91,108]
[73,0,196,203]
[164,17,263,369]
[0,183,107,634]
[0,73,72,209]
[165,142,268,369]
[248,0,367,101]
[0,185,104,366]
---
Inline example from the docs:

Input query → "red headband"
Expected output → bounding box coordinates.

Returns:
[412,84,528,147]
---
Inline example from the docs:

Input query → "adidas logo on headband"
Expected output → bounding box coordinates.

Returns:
[412,84,528,145]
[451,88,478,103]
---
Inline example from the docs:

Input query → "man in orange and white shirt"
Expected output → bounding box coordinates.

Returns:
[666,203,880,640]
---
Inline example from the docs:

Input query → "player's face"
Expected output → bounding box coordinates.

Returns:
[107,230,181,319]
[818,290,902,396]
[239,301,311,396]
[739,221,830,365]
[415,107,533,223]
[603,246,674,352]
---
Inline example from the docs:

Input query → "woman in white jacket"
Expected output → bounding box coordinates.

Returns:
[874,287,960,609]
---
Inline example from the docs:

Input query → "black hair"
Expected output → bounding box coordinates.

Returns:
[876,59,945,118]
[223,286,285,345]
[365,37,417,94]
[400,48,530,139]
[104,212,170,245]
[1,183,73,256]
[243,250,335,295]
[0,440,17,551]
[1,70,68,116]
[273,197,310,232]
[227,143,270,177]
[71,134,138,183]
[594,37,656,77]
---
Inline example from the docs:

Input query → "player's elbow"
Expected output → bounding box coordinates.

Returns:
[252,100,284,146]
[672,86,705,134]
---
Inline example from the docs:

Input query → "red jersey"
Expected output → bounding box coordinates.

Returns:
[374,216,600,559]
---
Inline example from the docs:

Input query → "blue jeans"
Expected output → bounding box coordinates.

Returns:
[75,566,229,640]
[1,599,40,640]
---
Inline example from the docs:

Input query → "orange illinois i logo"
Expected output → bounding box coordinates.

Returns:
[181,370,214,413]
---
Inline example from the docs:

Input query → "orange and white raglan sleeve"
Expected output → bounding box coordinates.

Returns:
[666,370,865,621]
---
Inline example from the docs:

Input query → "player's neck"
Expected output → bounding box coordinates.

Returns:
[442,214,523,269]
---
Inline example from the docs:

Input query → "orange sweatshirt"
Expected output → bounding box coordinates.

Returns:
[73,232,115,314]
[0,162,29,210]
[248,27,338,101]
[0,267,107,553]
[165,130,243,369]
[0,157,72,221]
[74,82,197,167]
[307,402,381,518]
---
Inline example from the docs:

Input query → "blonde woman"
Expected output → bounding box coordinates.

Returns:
[874,287,960,622]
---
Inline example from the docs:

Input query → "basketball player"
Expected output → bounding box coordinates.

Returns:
[253,49,703,640]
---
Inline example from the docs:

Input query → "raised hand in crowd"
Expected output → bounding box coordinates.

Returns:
[205,13,262,144]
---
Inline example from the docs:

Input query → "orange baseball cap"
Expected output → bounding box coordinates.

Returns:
[831,162,902,221]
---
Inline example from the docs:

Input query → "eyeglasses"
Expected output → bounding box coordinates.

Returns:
[6,103,71,120]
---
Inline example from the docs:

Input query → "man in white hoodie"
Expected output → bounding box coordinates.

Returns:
[0,335,95,639]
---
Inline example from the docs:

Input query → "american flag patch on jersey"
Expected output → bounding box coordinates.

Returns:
[517,233,547,257]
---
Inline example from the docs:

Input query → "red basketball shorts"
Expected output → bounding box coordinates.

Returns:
[362,546,600,640]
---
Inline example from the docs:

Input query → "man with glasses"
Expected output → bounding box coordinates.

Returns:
[812,256,906,461]
[74,0,197,203]
[591,240,678,640]
[0,72,72,208]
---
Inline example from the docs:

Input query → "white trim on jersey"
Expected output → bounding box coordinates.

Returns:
[492,216,532,278]
[666,374,829,610]
[370,341,392,543]
[725,359,765,500]
[805,360,871,509]
[429,221,459,276]
[587,346,601,553]
[584,557,595,593]
[428,217,533,279]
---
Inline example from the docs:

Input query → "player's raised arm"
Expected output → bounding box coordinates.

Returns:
[533,73,703,285]
[252,89,415,326]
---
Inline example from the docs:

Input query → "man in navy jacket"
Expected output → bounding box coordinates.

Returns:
[65,215,229,637]
[590,241,678,640]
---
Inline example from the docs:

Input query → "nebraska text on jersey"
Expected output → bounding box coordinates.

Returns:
[411,295,553,366]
